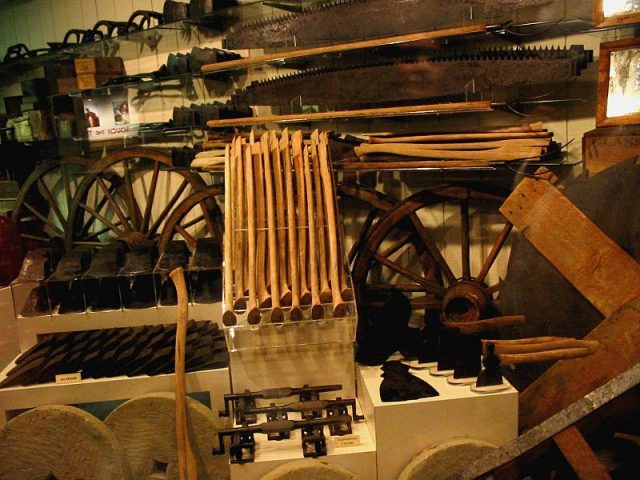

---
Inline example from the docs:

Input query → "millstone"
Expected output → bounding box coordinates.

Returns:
[104,392,229,480]
[398,438,497,480]
[260,459,358,480]
[0,405,132,480]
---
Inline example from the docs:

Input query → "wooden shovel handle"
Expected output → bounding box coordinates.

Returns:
[170,267,198,480]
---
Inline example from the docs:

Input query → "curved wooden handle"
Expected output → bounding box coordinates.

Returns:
[170,267,198,480]
[493,339,600,366]
[223,145,236,326]
[444,315,525,334]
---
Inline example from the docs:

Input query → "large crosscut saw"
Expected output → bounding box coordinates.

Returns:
[223,0,555,49]
[231,45,592,108]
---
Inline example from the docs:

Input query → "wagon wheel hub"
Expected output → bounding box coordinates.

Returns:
[442,279,492,323]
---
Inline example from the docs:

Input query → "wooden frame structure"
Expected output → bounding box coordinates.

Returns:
[593,0,640,28]
[596,37,640,127]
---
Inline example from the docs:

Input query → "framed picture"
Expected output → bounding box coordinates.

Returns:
[597,37,640,127]
[594,0,640,28]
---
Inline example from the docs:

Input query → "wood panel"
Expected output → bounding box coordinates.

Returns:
[500,177,640,430]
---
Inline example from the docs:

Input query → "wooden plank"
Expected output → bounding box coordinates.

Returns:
[207,101,493,127]
[553,427,611,480]
[501,177,640,430]
[202,24,487,73]
[500,177,640,318]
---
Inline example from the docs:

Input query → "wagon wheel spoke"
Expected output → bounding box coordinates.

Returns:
[122,159,141,231]
[461,198,471,280]
[366,283,430,293]
[199,200,218,238]
[409,214,456,285]
[175,224,197,249]
[379,230,414,259]
[181,215,205,230]
[476,222,513,284]
[79,203,124,237]
[79,184,115,238]
[373,253,445,295]
[36,178,65,227]
[96,177,133,233]
[83,217,132,241]
[147,179,190,237]
[20,233,51,243]
[60,162,73,208]
[142,161,161,232]
[22,201,64,236]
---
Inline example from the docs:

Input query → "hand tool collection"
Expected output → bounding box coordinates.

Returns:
[231,46,592,109]
[214,384,363,463]
[0,320,228,388]
[223,129,353,326]
[222,0,555,49]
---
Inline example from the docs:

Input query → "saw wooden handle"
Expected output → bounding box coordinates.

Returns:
[252,133,272,309]
[262,133,284,323]
[244,143,261,325]
[170,267,198,480]
[318,133,347,317]
[223,145,236,326]
[281,129,303,321]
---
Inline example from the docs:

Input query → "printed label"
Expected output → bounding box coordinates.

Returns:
[334,434,360,448]
[55,373,82,384]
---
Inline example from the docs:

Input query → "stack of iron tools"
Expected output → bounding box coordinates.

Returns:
[0,320,228,388]
[222,129,354,326]
[14,240,221,317]
[214,384,363,463]
[172,102,252,128]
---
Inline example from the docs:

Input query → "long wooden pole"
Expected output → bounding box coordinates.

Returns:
[223,145,237,326]
[244,143,261,325]
[292,130,312,305]
[271,130,292,306]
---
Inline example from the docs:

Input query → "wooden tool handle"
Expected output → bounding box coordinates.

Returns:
[444,315,525,334]
[170,267,198,480]
[354,143,543,161]
[303,145,324,319]
[232,137,246,310]
[223,145,236,326]
[318,133,347,317]
[262,132,284,323]
[493,339,600,355]
[253,133,271,308]
[498,343,599,366]
[368,131,552,143]
[271,130,291,306]
[292,130,311,305]
[282,129,303,321]
[244,142,261,325]
[310,130,332,304]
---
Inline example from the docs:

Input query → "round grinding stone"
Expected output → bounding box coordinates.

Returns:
[398,438,497,480]
[260,459,358,480]
[0,405,132,480]
[104,392,229,480]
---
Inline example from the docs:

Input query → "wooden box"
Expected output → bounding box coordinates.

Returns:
[583,126,640,177]
[76,74,116,91]
[74,57,125,75]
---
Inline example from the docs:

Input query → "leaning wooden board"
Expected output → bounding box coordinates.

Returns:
[499,177,640,430]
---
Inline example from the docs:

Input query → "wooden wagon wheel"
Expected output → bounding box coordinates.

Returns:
[158,185,224,253]
[11,157,90,247]
[65,148,207,249]
[351,184,511,324]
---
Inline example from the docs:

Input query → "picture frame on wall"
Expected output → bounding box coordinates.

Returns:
[594,0,640,28]
[596,37,640,127]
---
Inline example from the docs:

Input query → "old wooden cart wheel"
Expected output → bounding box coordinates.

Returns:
[158,185,224,253]
[65,148,207,249]
[11,157,89,247]
[351,184,511,323]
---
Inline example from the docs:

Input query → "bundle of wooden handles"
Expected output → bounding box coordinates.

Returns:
[223,129,352,325]
[482,337,600,365]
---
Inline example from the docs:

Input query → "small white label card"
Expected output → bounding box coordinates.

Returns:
[334,434,361,448]
[55,373,82,384]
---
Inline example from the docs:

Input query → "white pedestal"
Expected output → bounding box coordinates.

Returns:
[229,406,376,480]
[0,358,231,427]
[357,361,518,480]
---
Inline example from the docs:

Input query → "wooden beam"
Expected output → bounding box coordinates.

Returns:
[202,24,487,73]
[553,427,611,480]
[500,177,640,430]
[500,177,640,318]
[206,101,493,127]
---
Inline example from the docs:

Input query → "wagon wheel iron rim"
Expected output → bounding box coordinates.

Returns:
[351,184,511,325]
[65,148,207,249]
[11,157,97,248]
[158,185,224,254]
